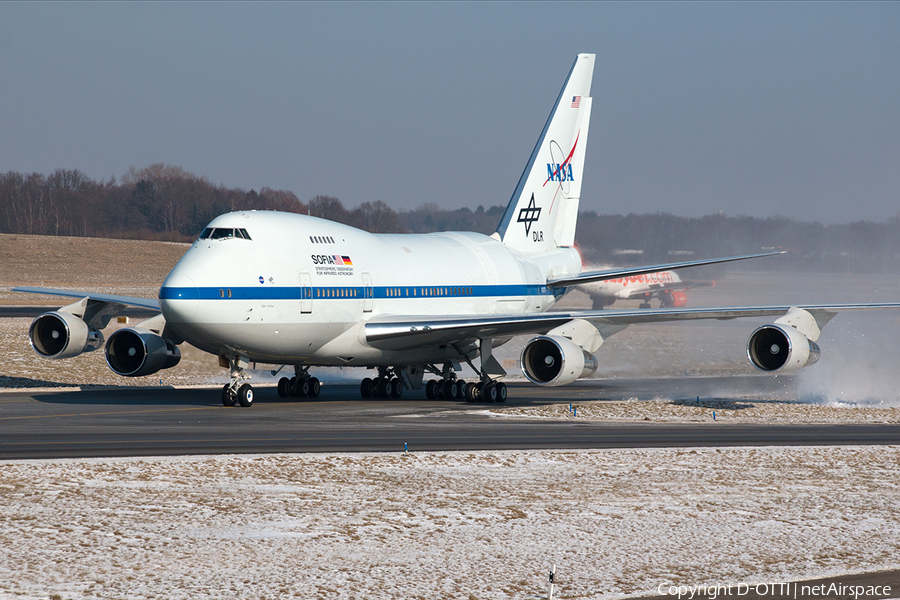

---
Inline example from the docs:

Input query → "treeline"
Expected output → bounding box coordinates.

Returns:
[2,164,899,272]
[0,164,408,241]
[576,212,900,273]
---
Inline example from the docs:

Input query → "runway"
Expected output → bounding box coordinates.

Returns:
[3,377,899,459]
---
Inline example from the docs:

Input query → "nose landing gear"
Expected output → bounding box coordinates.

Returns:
[221,355,254,407]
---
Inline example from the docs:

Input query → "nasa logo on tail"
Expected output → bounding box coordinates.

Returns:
[544,132,580,193]
[546,163,574,182]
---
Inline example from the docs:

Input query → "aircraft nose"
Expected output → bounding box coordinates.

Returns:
[160,273,199,322]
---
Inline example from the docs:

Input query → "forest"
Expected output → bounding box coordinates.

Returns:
[2,164,899,272]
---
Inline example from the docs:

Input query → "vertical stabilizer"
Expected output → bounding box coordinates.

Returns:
[493,54,594,253]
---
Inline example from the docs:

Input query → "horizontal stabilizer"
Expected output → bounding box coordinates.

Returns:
[548,251,785,288]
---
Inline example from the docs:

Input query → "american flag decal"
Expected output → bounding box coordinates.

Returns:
[571,96,581,108]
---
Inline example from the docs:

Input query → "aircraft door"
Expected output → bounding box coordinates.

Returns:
[299,273,312,313]
[362,272,374,313]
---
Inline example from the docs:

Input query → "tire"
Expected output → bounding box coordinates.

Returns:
[221,384,236,407]
[237,384,254,407]
[277,377,290,398]
[495,382,507,403]
[377,378,390,398]
[390,378,403,398]
[361,377,373,398]
[288,377,298,396]
[454,380,466,400]
[425,379,437,400]
[465,382,478,403]
[297,379,310,398]
[483,382,498,403]
[309,377,321,397]
[442,380,456,399]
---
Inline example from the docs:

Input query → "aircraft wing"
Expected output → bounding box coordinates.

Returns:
[548,251,784,288]
[364,303,900,351]
[10,287,161,311]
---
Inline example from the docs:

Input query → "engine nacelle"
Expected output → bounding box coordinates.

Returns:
[105,327,181,377]
[521,335,599,386]
[28,311,104,359]
[661,290,688,308]
[747,324,820,374]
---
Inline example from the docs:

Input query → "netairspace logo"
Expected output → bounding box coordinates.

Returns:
[657,581,892,600]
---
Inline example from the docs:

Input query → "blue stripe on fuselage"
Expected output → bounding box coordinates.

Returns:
[159,284,559,301]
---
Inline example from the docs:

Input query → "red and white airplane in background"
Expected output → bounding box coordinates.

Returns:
[577,270,714,309]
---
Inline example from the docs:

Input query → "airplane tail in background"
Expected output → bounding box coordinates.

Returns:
[493,53,594,253]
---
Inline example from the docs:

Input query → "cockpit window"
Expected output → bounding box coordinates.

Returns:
[199,227,252,241]
[210,228,235,239]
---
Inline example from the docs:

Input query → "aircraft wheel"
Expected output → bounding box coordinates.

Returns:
[296,378,310,398]
[361,377,373,398]
[639,302,651,309]
[377,377,391,398]
[465,382,478,403]
[221,384,236,407]
[237,384,254,407]
[277,377,290,398]
[495,382,508,403]
[309,377,321,398]
[482,382,498,403]
[454,380,466,400]
[425,379,437,400]
[390,378,403,398]
[442,380,457,399]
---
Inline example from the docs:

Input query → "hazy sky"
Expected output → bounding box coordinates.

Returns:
[2,2,898,224]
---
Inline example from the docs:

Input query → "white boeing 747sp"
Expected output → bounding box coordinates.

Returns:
[15,54,900,407]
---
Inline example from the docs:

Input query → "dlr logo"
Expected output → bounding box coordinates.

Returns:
[533,230,544,242]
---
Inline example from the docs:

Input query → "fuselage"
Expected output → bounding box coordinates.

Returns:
[159,211,581,366]
[582,270,683,302]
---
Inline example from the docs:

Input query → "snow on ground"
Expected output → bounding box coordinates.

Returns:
[493,398,900,424]
[1,447,899,600]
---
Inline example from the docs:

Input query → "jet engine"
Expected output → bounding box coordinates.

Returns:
[28,311,104,359]
[105,327,182,377]
[747,324,820,374]
[661,290,688,308]
[521,335,599,386]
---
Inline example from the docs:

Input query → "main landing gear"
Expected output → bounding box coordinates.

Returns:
[423,362,507,403]
[276,366,321,399]
[360,367,404,399]
[426,378,507,403]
